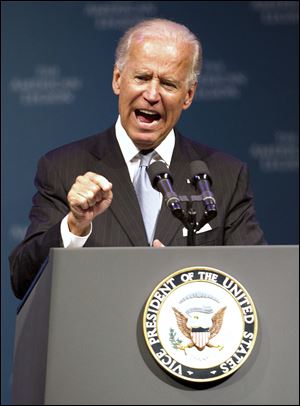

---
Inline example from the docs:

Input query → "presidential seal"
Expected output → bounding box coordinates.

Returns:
[143,266,258,382]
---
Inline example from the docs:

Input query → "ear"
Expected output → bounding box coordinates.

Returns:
[112,66,121,95]
[182,82,197,110]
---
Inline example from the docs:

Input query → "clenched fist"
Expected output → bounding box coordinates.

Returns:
[67,171,113,236]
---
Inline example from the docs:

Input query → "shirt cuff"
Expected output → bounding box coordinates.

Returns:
[61,214,92,248]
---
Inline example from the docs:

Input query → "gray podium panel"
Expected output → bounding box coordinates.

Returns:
[12,246,299,405]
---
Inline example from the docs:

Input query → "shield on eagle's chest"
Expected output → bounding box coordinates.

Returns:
[191,331,210,348]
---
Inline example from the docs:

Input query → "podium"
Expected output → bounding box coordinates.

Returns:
[11,246,299,405]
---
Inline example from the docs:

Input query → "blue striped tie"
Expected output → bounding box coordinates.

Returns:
[133,150,161,244]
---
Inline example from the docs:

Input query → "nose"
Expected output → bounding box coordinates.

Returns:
[144,80,160,104]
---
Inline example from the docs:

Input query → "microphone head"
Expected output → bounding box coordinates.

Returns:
[147,161,173,187]
[190,160,212,183]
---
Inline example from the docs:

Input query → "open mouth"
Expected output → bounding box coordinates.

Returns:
[135,109,161,124]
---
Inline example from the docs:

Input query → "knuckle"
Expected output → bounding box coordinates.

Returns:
[75,175,83,183]
[85,171,96,179]
[67,189,75,201]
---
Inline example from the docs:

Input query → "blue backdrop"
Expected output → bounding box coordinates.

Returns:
[1,1,298,404]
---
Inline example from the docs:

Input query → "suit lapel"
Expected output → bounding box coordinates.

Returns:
[89,128,148,246]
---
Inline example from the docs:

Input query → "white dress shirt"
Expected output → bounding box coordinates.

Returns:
[61,116,175,248]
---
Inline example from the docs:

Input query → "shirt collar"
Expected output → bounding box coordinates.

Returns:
[115,115,175,167]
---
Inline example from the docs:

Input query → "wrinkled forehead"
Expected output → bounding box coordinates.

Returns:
[125,40,192,85]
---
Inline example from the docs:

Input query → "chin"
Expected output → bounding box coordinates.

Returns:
[131,134,158,149]
[135,140,156,150]
[135,130,168,148]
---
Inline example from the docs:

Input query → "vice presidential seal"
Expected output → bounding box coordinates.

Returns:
[143,266,258,382]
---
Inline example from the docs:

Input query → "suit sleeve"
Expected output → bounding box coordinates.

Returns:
[223,163,267,245]
[9,154,70,299]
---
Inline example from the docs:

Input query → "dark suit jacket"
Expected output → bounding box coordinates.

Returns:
[9,126,266,298]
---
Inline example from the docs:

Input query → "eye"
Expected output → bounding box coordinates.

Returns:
[161,80,177,90]
[135,75,150,82]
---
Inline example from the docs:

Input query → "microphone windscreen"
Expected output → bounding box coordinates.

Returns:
[147,161,172,185]
[190,160,211,178]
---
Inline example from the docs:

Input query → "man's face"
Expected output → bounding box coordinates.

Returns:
[112,37,197,150]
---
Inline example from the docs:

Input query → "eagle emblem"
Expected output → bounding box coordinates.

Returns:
[172,306,226,353]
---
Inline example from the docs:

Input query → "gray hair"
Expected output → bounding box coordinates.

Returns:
[115,18,202,88]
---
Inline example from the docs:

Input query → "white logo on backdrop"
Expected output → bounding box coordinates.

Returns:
[250,1,299,25]
[249,131,299,172]
[84,1,157,30]
[9,65,82,106]
[9,224,28,242]
[195,60,248,101]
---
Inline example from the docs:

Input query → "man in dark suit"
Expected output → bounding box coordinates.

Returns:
[9,18,266,300]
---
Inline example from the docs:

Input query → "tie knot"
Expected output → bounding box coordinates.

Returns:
[139,150,155,167]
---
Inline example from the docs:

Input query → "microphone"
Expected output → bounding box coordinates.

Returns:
[190,160,217,218]
[147,161,184,220]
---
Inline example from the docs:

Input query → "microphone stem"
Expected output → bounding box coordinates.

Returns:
[187,208,197,246]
